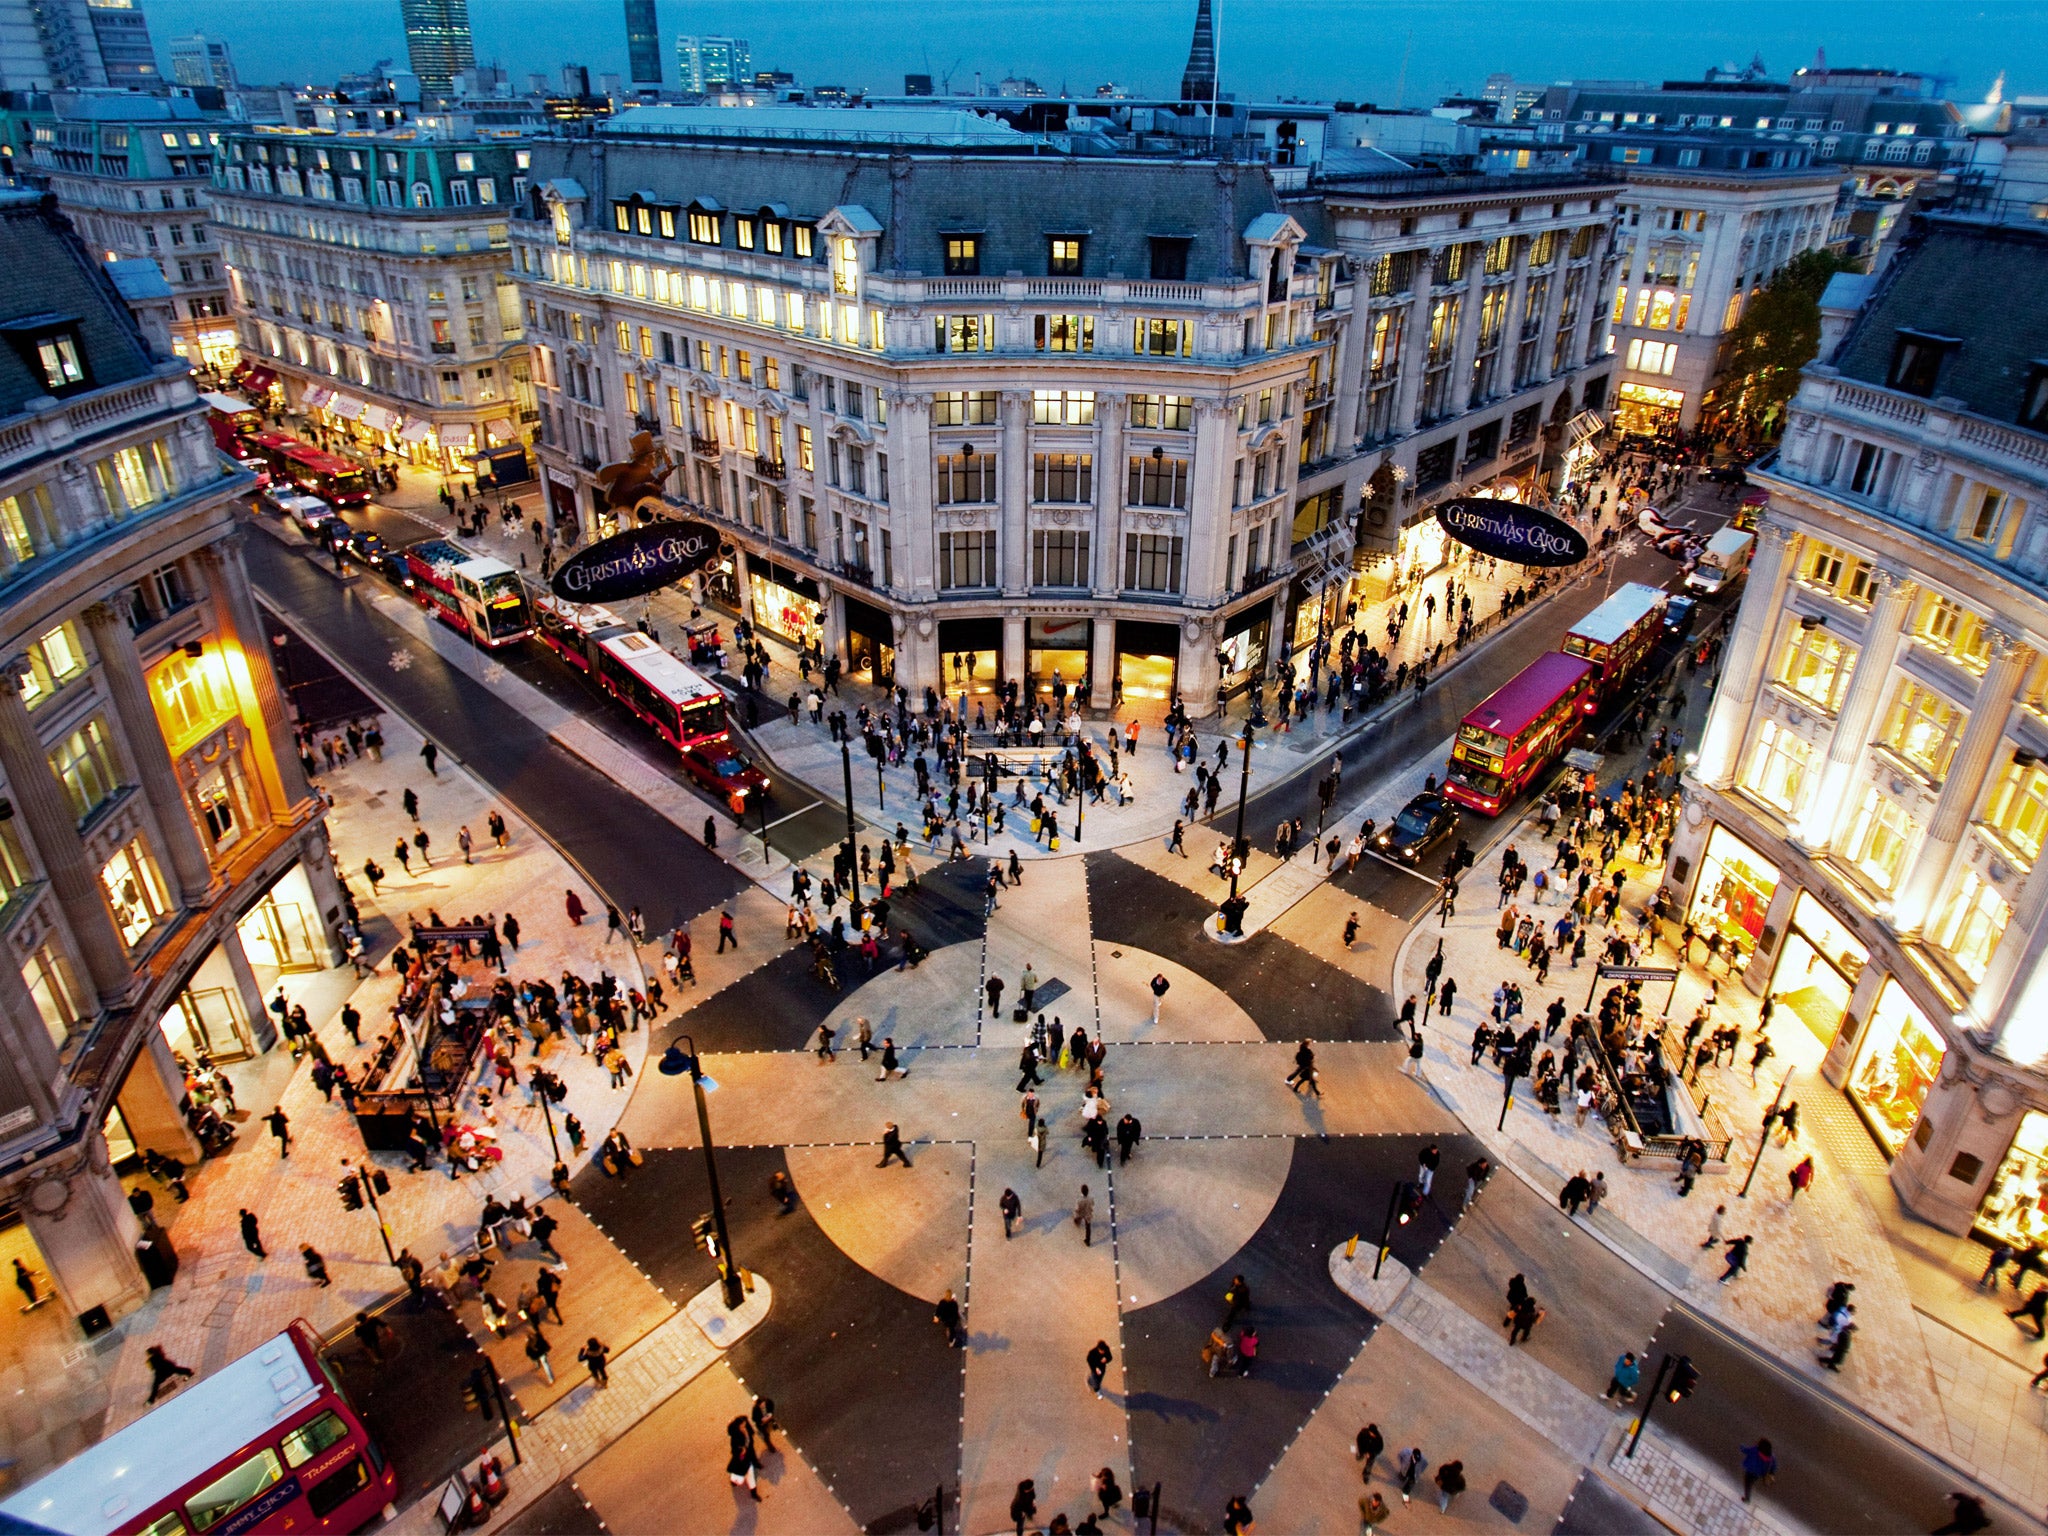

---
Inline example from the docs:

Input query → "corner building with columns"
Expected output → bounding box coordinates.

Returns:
[512,108,1624,716]
[0,190,343,1328]
[1667,208,2048,1237]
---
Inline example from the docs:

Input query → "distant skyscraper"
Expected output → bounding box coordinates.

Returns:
[168,32,236,88]
[675,35,749,94]
[399,0,474,97]
[622,0,660,84]
[1178,0,1216,105]
[85,0,155,85]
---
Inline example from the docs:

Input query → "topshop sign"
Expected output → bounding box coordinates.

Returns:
[1434,498,1589,568]
[549,521,722,604]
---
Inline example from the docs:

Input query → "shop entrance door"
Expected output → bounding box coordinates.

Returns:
[161,985,256,1063]
[1028,617,1092,706]
[939,617,1004,697]
[1767,933,1853,1067]
[238,892,322,975]
[1114,619,1181,722]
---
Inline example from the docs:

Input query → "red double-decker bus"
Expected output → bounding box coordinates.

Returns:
[1560,582,1666,705]
[0,1320,398,1536]
[1442,651,1599,816]
[243,432,369,506]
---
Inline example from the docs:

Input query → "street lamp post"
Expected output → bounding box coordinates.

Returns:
[534,1072,561,1162]
[1739,1067,1795,1199]
[659,1034,745,1309]
[1219,719,1255,934]
[1373,1178,1414,1280]
[840,735,858,845]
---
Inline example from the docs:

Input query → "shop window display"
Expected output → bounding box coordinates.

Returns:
[1686,825,1780,969]
[1850,980,1945,1155]
[1979,1111,2048,1248]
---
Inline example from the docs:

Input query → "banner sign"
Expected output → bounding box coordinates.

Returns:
[550,520,720,603]
[1436,498,1589,567]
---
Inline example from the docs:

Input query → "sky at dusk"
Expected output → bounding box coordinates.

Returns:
[139,0,2044,103]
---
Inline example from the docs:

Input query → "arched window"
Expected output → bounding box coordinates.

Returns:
[410,182,434,208]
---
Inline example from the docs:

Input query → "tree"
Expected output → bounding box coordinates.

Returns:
[1716,249,1855,431]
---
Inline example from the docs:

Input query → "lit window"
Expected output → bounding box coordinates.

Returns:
[101,835,170,948]
[943,235,980,275]
[23,940,82,1050]
[33,334,84,390]
[50,716,122,823]
[687,211,719,244]
[1932,868,2009,982]
[1774,625,1855,713]
[1741,719,1815,815]
[1987,754,2048,862]
[1912,592,1991,672]
[17,620,88,710]
[1031,389,1094,426]
[1880,680,1968,780]
[1961,485,2010,547]
[1048,237,1083,275]
[1846,786,1918,891]
[91,439,178,516]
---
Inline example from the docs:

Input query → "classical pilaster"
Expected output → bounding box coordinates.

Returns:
[1445,247,1489,415]
[1692,521,1803,790]
[196,537,313,822]
[1092,392,1127,602]
[998,390,1030,597]
[1890,630,2033,933]
[1184,399,1237,605]
[889,392,936,600]
[1811,568,1919,853]
[0,664,134,1005]
[1391,256,1435,437]
[1331,291,1368,454]
[21,1134,149,1323]
[79,599,215,905]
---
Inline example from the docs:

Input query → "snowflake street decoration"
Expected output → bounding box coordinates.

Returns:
[389,650,413,671]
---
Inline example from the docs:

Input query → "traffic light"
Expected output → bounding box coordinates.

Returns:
[1397,1186,1423,1225]
[368,1168,391,1197]
[1667,1355,1700,1402]
[691,1214,719,1257]
[337,1172,363,1211]
[461,1367,496,1420]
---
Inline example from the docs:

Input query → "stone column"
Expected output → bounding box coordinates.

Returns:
[1969,860,2048,1050]
[1184,400,1238,605]
[998,391,1030,597]
[1890,632,2033,934]
[1692,522,1802,790]
[1446,250,1489,417]
[221,920,277,1052]
[1811,569,1919,853]
[0,947,60,1132]
[889,393,936,600]
[1889,1067,2027,1237]
[196,538,313,822]
[79,600,215,906]
[1088,618,1116,712]
[21,1136,149,1324]
[1331,294,1368,455]
[298,828,348,966]
[1001,611,1026,688]
[1092,393,1127,602]
[1534,255,1571,385]
[115,1028,204,1163]
[0,666,133,1006]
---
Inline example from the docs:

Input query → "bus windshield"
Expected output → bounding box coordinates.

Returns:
[478,572,531,640]
[1456,723,1507,755]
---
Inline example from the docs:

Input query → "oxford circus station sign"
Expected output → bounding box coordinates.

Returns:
[1435,498,1589,568]
[550,521,722,604]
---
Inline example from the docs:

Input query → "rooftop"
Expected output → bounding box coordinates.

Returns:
[0,193,155,419]
[601,104,1034,149]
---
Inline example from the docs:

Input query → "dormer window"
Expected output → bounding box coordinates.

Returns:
[1888,329,1955,398]
[737,218,755,250]
[1148,236,1190,281]
[1048,237,1084,276]
[943,235,980,276]
[3,317,88,396]
[794,225,814,259]
[687,209,720,244]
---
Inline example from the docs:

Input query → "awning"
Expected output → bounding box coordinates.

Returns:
[482,417,514,441]
[199,391,253,414]
[361,404,400,433]
[302,385,334,409]
[326,395,366,422]
[399,419,434,443]
[440,424,475,450]
[239,366,277,394]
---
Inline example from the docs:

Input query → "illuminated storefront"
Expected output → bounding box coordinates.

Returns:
[1979,1111,2048,1248]
[1849,979,1946,1155]
[1615,382,1685,436]
[1027,617,1092,699]
[1686,825,1780,965]
[1218,603,1271,695]
[1395,507,1451,587]
[1767,891,1868,1056]
[745,558,823,647]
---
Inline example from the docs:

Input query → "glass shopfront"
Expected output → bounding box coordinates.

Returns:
[1115,619,1180,711]
[1219,603,1271,694]
[1615,382,1685,437]
[1980,1111,2048,1249]
[1767,892,1869,1059]
[1687,825,1780,968]
[1396,509,1451,586]
[843,597,895,688]
[1849,979,1946,1156]
[746,560,823,647]
[1028,618,1091,702]
[939,616,1003,694]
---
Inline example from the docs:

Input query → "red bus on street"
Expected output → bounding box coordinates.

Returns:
[244,432,369,507]
[1442,650,1599,816]
[0,1320,398,1536]
[1561,582,1666,705]
[593,629,732,755]
[200,391,262,455]
[400,539,532,647]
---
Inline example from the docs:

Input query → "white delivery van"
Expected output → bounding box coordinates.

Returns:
[1685,527,1754,596]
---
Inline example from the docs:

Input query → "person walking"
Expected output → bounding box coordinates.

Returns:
[301,1245,331,1287]
[1092,1466,1123,1520]
[564,889,587,926]
[1085,1338,1112,1396]
[1074,1184,1096,1245]
[577,1336,610,1387]
[458,825,473,864]
[878,1121,912,1168]
[1355,1422,1385,1482]
[877,1037,904,1081]
[1434,1459,1466,1514]
[750,1395,779,1452]
[1417,1143,1440,1196]
[1397,1446,1427,1505]
[717,907,737,952]
[1604,1351,1640,1401]
[1738,1438,1776,1502]
[420,739,439,776]
[1223,1496,1256,1535]
[1720,1233,1755,1284]
[999,1187,1022,1238]
[1285,1040,1320,1097]
[933,1287,964,1346]
[145,1344,195,1402]
[855,1015,874,1062]
[815,1021,838,1062]
[264,1105,291,1157]
[1009,1480,1038,1536]
[1934,1493,1993,1534]
[2008,1285,2048,1337]
[1116,1112,1142,1164]
[1150,972,1169,1023]
[1787,1155,1815,1202]
[240,1208,266,1259]
[1702,1204,1728,1248]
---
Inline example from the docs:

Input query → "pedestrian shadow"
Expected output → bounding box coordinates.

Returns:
[964,1328,1012,1353]
[1294,1094,1329,1139]
[1121,1389,1220,1426]
[725,1482,764,1532]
